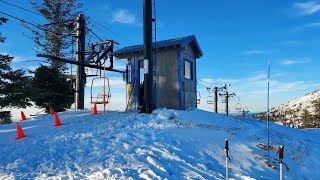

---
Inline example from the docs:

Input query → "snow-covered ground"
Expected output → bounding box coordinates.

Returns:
[0,108,319,179]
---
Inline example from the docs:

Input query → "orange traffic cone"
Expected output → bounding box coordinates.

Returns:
[54,112,62,126]
[20,111,27,121]
[92,103,98,115]
[15,122,26,140]
[49,106,55,115]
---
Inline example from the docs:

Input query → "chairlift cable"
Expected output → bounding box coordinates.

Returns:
[0,0,42,16]
[86,18,136,45]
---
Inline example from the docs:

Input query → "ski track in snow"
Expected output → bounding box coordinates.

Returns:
[0,108,319,179]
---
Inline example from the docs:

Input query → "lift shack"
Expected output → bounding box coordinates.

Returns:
[114,35,203,110]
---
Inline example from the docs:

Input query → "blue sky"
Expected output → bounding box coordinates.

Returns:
[1,0,320,115]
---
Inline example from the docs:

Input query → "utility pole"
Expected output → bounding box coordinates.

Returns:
[75,13,86,110]
[36,14,124,111]
[207,86,221,113]
[214,87,218,113]
[219,84,235,116]
[226,91,229,115]
[142,0,153,114]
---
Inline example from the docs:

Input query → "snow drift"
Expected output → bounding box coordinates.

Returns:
[0,109,319,179]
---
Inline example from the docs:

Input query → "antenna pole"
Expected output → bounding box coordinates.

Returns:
[103,60,106,114]
[267,61,271,164]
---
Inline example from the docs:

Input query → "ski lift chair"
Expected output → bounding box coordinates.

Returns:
[235,103,242,112]
[197,91,201,104]
[90,77,111,104]
[207,96,214,104]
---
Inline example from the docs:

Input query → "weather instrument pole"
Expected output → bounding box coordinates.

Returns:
[267,60,271,164]
[103,60,106,114]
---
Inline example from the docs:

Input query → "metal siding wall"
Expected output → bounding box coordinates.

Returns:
[156,49,179,109]
[177,51,182,109]
[182,44,197,108]
[153,53,157,108]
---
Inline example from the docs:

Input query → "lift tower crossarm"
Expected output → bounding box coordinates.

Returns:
[36,54,125,74]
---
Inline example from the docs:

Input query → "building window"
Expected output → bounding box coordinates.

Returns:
[184,60,192,80]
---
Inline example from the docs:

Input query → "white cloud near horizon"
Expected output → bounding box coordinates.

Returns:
[198,78,241,86]
[281,40,303,45]
[306,22,320,27]
[294,1,320,15]
[112,9,137,24]
[242,50,269,55]
[294,21,320,31]
[282,58,311,65]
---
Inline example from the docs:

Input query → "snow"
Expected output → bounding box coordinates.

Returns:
[0,108,319,179]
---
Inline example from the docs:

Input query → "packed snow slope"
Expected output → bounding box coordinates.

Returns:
[0,109,319,179]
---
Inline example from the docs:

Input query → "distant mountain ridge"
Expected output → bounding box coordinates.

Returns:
[269,89,320,128]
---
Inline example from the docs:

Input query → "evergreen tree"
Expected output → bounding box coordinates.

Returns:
[0,17,8,42]
[0,18,32,124]
[312,99,320,128]
[23,0,83,112]
[26,0,83,69]
[300,108,312,128]
[31,65,74,113]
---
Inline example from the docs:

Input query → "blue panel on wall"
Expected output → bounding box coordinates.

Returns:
[134,57,140,108]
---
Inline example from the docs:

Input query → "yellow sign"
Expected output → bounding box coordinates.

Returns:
[127,84,132,92]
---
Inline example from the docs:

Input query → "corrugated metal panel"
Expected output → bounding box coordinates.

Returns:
[113,35,203,58]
